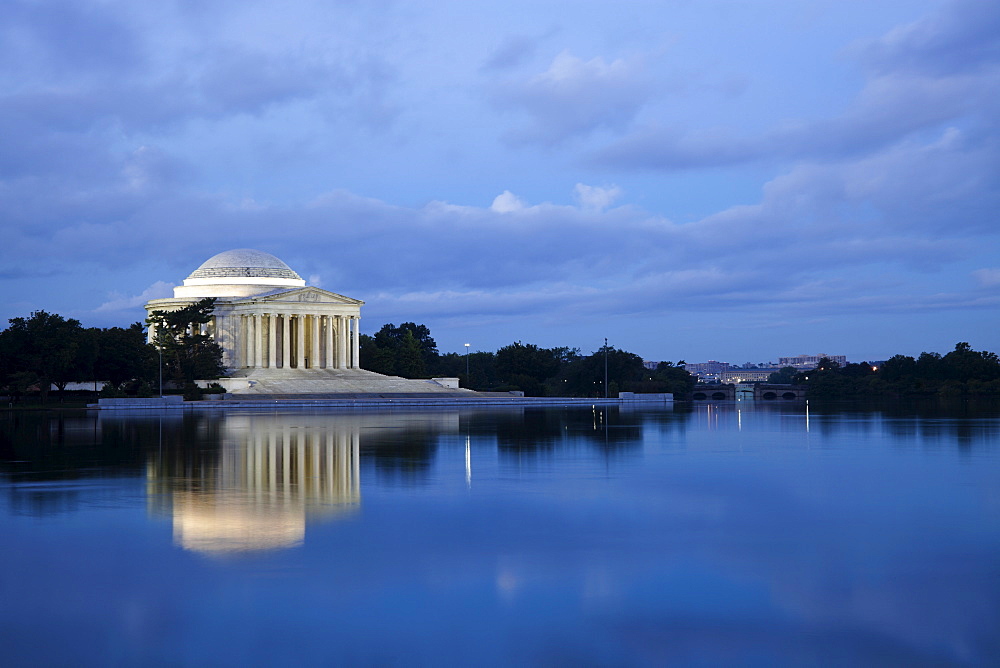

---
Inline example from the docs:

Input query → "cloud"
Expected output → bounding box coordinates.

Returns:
[573,183,622,211]
[591,125,758,170]
[856,0,1000,76]
[12,155,989,330]
[482,34,540,71]
[591,0,1000,171]
[972,268,1000,287]
[492,50,650,145]
[0,0,996,357]
[0,0,144,80]
[490,190,526,213]
[96,281,175,312]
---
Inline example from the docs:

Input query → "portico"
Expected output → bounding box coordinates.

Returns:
[225,296,362,371]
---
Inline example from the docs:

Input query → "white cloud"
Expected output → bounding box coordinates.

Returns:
[96,280,174,312]
[490,190,526,213]
[573,183,622,211]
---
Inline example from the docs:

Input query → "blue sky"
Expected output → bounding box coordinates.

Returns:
[1,0,997,363]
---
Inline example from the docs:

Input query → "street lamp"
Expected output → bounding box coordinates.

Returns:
[157,345,163,398]
[604,337,609,399]
[464,343,470,384]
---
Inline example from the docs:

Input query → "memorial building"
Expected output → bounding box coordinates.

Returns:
[146,249,362,372]
[144,249,464,395]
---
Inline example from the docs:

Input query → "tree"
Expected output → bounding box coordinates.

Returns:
[767,366,797,384]
[394,330,427,378]
[941,342,1000,382]
[651,361,697,395]
[0,311,86,402]
[362,323,439,378]
[495,342,561,395]
[146,298,224,385]
[815,357,840,372]
[553,345,645,397]
[360,333,395,375]
[92,323,157,389]
[879,354,916,381]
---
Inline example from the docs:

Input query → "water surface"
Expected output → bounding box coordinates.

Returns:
[2,401,998,665]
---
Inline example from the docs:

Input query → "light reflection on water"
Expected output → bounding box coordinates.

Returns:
[146,413,364,555]
[1,401,999,666]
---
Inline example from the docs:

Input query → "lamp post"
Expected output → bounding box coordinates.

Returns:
[157,345,163,398]
[604,337,609,399]
[464,343,470,384]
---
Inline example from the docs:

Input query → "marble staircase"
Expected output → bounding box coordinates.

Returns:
[218,367,475,396]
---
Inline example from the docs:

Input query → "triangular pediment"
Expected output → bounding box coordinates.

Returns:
[243,287,364,305]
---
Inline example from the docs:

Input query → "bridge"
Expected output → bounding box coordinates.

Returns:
[689,384,807,401]
[753,384,807,400]
[690,385,735,400]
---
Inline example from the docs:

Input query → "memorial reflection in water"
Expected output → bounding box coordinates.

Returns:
[134,411,463,555]
[141,414,370,555]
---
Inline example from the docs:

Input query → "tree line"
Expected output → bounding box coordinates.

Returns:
[360,322,695,397]
[7,305,991,402]
[783,343,1000,397]
[0,311,692,401]
[0,300,223,402]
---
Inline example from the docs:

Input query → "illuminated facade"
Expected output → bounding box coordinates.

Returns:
[145,249,363,374]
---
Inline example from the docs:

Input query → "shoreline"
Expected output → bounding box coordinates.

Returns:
[92,394,673,411]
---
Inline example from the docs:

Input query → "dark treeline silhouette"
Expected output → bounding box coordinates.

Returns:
[10,311,991,402]
[0,311,158,402]
[793,343,1000,397]
[0,306,223,403]
[361,322,695,397]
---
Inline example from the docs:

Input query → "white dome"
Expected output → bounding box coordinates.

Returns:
[187,248,302,281]
[175,248,306,298]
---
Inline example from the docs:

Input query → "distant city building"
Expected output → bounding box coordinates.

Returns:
[684,360,730,377]
[643,360,659,370]
[721,368,781,383]
[777,354,847,369]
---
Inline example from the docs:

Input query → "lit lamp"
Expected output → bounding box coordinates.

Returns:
[464,343,471,384]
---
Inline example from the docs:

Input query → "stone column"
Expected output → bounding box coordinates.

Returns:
[246,314,255,368]
[337,316,348,369]
[296,315,306,369]
[253,314,263,369]
[266,314,277,369]
[311,314,320,370]
[325,316,335,369]
[282,314,291,369]
[242,315,251,368]
[352,317,361,369]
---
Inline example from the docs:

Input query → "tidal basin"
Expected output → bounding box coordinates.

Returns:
[2,401,998,666]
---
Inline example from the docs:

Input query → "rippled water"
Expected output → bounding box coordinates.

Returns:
[2,401,998,666]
